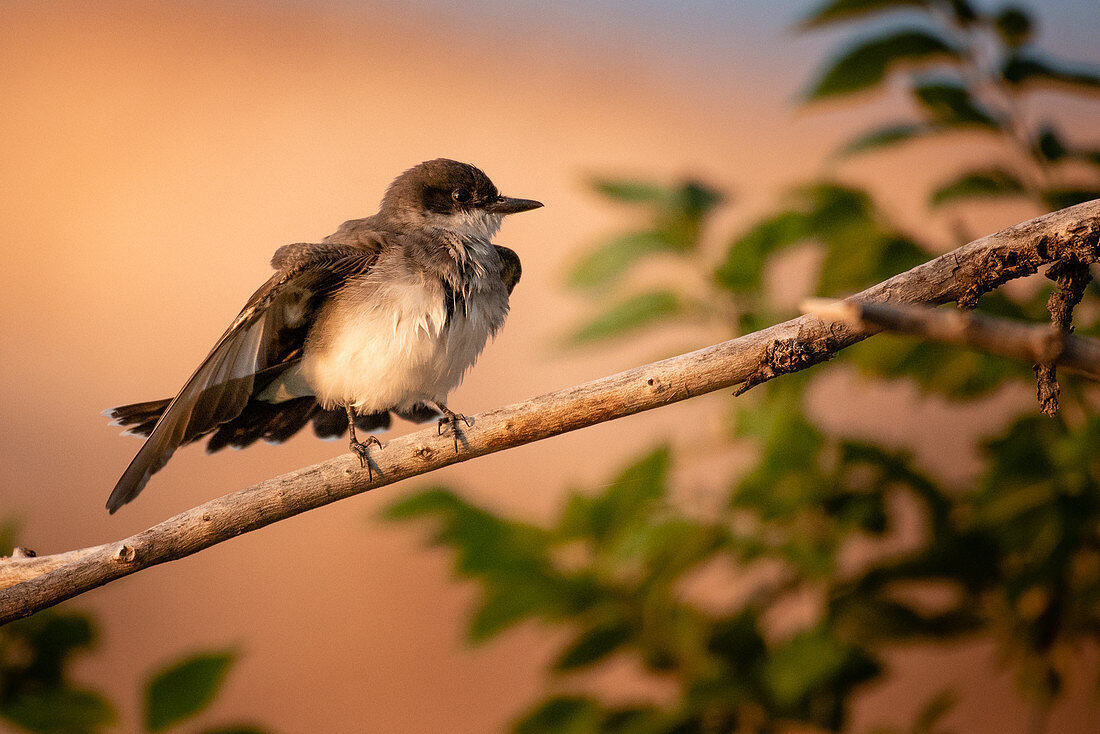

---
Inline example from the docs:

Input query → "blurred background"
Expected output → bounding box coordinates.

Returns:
[2,1,1100,732]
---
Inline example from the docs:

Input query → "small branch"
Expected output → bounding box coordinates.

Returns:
[2,199,1099,625]
[802,299,1100,380]
[1035,257,1094,415]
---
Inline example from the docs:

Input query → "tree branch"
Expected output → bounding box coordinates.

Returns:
[801,298,1100,380]
[2,199,1099,625]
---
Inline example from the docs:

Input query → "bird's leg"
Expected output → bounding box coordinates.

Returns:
[345,405,382,480]
[429,401,471,453]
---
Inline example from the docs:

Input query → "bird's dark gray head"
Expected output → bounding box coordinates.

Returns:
[378,158,543,238]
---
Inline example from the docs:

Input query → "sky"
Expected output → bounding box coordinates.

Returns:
[1,1,1099,732]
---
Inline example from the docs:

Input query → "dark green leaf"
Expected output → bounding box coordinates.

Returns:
[1035,127,1068,162]
[591,179,666,203]
[1042,188,1100,210]
[994,7,1033,47]
[145,650,235,732]
[0,518,18,556]
[564,290,688,345]
[800,0,930,29]
[913,80,1000,128]
[930,168,1027,206]
[714,211,811,293]
[2,688,116,734]
[1003,53,1100,90]
[839,123,927,156]
[565,230,678,291]
[807,29,961,99]
[553,623,633,671]
[514,696,603,734]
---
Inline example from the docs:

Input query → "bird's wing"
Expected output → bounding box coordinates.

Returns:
[494,245,522,295]
[106,240,382,513]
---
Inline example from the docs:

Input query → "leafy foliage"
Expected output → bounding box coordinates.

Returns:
[386,2,1100,733]
[0,559,266,734]
[145,651,236,732]
[806,29,960,99]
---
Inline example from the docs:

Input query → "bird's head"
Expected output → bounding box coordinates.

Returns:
[379,158,543,239]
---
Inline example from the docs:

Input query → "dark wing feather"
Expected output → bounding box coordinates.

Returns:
[105,241,382,513]
[495,245,522,295]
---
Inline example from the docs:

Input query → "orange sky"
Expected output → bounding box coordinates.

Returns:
[2,2,1099,732]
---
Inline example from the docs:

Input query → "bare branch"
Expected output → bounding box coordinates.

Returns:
[2,199,1099,625]
[803,298,1100,380]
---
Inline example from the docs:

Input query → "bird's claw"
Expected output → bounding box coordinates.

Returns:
[436,409,471,453]
[349,435,383,480]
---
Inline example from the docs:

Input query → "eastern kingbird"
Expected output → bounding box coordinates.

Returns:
[104,159,542,513]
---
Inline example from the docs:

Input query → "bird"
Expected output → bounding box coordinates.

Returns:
[103,158,542,513]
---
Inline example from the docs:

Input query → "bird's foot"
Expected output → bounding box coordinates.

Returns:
[349,435,383,480]
[436,405,472,453]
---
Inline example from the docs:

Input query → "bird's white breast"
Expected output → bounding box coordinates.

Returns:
[297,248,507,413]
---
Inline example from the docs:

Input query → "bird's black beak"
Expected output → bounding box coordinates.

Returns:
[487,196,543,215]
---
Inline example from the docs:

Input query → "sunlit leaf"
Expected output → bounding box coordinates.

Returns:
[930,168,1027,206]
[145,651,235,732]
[913,79,1000,127]
[565,230,678,291]
[994,7,1033,48]
[807,29,961,99]
[564,290,688,345]
[800,0,930,29]
[839,123,927,156]
[1002,53,1100,90]
[763,626,880,711]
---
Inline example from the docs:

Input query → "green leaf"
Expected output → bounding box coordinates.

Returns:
[565,230,678,291]
[800,0,930,29]
[714,211,811,293]
[553,622,634,671]
[564,290,687,345]
[839,123,927,156]
[514,696,603,734]
[559,447,670,546]
[1,688,116,734]
[913,79,1000,128]
[763,626,879,716]
[930,168,1027,206]
[1035,127,1068,162]
[591,179,666,203]
[807,29,961,99]
[145,650,235,732]
[994,7,1033,48]
[1003,53,1100,90]
[1042,188,1100,210]
[818,233,926,294]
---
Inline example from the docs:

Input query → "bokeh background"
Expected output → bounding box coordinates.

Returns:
[2,1,1100,731]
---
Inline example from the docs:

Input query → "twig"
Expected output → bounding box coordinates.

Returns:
[1,199,1098,625]
[802,298,1100,380]
[1035,256,1094,415]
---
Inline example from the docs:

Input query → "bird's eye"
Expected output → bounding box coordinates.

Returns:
[451,188,471,204]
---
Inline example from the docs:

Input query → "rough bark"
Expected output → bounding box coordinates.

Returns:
[803,299,1100,380]
[2,199,1098,626]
